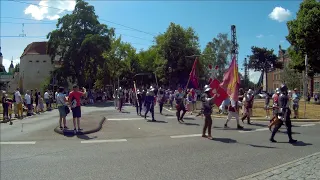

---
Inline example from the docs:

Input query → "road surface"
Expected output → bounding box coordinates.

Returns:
[1,103,319,180]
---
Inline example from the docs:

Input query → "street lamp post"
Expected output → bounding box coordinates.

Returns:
[168,66,172,89]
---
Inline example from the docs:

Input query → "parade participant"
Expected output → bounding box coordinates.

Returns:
[136,90,143,116]
[201,85,216,139]
[113,89,118,109]
[241,89,254,124]
[270,84,297,143]
[175,87,187,123]
[157,87,166,114]
[144,86,155,121]
[238,88,245,115]
[118,87,125,112]
[268,89,281,131]
[224,97,244,129]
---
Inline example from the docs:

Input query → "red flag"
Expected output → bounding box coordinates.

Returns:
[219,55,240,101]
[209,79,228,107]
[189,58,198,89]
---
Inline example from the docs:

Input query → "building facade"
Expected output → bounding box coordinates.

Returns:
[19,42,56,92]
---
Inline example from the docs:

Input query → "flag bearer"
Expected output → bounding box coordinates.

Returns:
[201,85,216,139]
[144,86,155,121]
[270,84,297,143]
[224,97,244,129]
[175,87,187,123]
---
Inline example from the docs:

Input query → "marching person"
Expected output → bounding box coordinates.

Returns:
[224,96,244,129]
[118,87,125,112]
[113,89,118,110]
[175,87,187,123]
[136,90,143,116]
[270,84,297,143]
[241,89,254,124]
[268,89,281,131]
[157,87,166,114]
[144,86,155,121]
[201,85,216,139]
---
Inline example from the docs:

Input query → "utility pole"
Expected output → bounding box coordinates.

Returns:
[231,25,238,65]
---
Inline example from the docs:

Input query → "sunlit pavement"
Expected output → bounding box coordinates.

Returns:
[1,103,319,180]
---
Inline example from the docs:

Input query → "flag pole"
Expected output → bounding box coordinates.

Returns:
[185,57,198,90]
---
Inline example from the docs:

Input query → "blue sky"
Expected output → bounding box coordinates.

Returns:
[0,0,301,82]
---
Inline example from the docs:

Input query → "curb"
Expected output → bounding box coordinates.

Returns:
[54,117,106,135]
[163,107,319,123]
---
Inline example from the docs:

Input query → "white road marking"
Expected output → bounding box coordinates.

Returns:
[170,134,202,138]
[107,118,144,121]
[299,124,316,127]
[0,141,36,145]
[80,139,127,144]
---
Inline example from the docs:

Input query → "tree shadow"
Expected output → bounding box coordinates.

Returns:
[214,126,254,131]
[249,123,268,127]
[183,122,200,126]
[212,137,237,143]
[247,144,277,149]
[84,101,114,108]
[147,120,168,123]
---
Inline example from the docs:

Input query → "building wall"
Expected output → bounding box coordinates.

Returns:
[19,54,54,92]
[7,72,20,92]
[266,69,283,93]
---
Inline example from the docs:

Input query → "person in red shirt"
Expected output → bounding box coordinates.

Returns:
[69,85,86,132]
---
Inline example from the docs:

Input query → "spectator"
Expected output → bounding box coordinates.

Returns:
[69,85,86,132]
[57,87,68,129]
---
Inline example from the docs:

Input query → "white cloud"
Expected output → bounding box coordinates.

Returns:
[2,58,20,72]
[256,34,264,38]
[280,40,285,43]
[24,0,76,21]
[269,7,292,22]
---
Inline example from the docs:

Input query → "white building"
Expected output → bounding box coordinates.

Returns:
[19,41,57,92]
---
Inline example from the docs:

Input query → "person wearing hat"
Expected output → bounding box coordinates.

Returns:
[144,86,155,121]
[175,87,187,123]
[268,89,281,131]
[241,89,254,124]
[157,87,166,114]
[201,85,216,139]
[270,84,297,143]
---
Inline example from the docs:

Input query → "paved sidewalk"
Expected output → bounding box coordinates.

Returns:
[237,152,320,180]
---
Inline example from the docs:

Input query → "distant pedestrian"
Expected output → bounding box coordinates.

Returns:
[69,85,86,132]
[57,87,68,129]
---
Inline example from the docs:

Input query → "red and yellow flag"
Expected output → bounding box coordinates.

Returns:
[219,55,240,101]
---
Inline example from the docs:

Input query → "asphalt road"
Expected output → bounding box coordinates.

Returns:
[1,103,319,180]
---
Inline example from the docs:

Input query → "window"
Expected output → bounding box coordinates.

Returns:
[315,82,320,91]
[43,60,47,63]
[29,60,32,62]
[36,60,39,63]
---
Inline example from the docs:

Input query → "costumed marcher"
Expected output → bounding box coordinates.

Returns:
[136,90,143,116]
[144,86,155,121]
[113,89,118,110]
[186,90,193,114]
[224,97,244,129]
[201,85,216,139]
[241,89,254,124]
[238,88,245,115]
[175,87,187,123]
[157,87,166,114]
[270,84,297,143]
[268,88,281,131]
[118,87,125,112]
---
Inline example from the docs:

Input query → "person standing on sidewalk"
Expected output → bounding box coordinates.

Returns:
[57,87,68,129]
[14,88,23,119]
[69,85,86,132]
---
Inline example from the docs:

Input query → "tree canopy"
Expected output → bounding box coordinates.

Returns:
[46,0,255,90]
[286,0,320,73]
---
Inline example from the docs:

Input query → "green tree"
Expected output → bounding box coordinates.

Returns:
[0,64,6,73]
[247,46,282,91]
[201,33,233,81]
[154,22,201,88]
[281,64,302,90]
[14,63,19,72]
[286,0,320,73]
[47,0,114,87]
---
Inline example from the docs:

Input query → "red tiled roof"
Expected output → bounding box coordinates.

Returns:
[21,42,48,58]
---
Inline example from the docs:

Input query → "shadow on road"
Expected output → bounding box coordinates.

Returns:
[147,120,168,123]
[183,117,195,120]
[249,123,268,127]
[76,134,97,140]
[212,137,237,143]
[247,144,277,149]
[183,122,199,126]
[214,126,254,131]
[291,141,313,147]
[164,114,174,117]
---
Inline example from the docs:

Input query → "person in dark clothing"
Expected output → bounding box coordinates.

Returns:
[34,89,39,113]
[157,87,166,114]
[270,84,297,143]
[175,87,187,122]
[201,85,216,139]
[144,86,155,121]
[2,92,9,120]
[136,90,143,116]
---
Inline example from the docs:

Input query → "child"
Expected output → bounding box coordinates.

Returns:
[38,97,44,112]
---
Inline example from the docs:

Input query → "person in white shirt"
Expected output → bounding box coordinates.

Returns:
[15,88,23,118]
[24,90,32,116]
[44,90,50,111]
